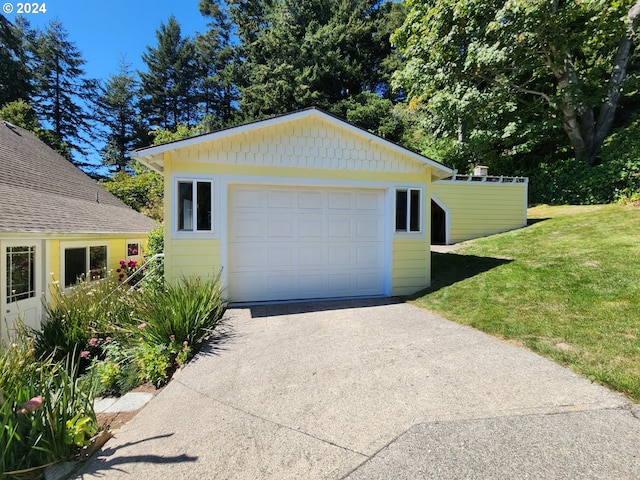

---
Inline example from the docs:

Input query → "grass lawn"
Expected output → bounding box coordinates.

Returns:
[414,204,640,401]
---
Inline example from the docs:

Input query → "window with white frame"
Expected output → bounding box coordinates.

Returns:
[6,245,36,303]
[63,244,107,287]
[126,240,142,260]
[177,180,213,232]
[395,188,421,233]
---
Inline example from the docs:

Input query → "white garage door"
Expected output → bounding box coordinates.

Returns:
[228,185,386,302]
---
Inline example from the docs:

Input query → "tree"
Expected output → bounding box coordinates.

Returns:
[227,0,403,120]
[0,15,33,106]
[97,60,144,172]
[30,20,98,163]
[139,16,201,130]
[393,0,640,168]
[0,99,40,132]
[196,0,239,129]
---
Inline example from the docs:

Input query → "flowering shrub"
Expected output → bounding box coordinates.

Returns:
[117,258,139,283]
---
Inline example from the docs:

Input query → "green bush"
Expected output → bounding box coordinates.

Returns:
[35,275,137,369]
[1,330,97,479]
[92,338,140,397]
[133,274,226,355]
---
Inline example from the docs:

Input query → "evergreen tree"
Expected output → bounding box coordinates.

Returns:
[226,0,402,120]
[196,0,239,129]
[0,15,33,106]
[139,16,201,130]
[97,60,144,172]
[30,20,98,163]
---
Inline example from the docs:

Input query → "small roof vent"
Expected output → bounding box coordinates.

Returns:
[473,165,489,176]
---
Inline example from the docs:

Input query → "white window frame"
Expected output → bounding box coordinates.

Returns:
[395,187,422,234]
[59,241,109,288]
[125,239,143,262]
[174,178,215,235]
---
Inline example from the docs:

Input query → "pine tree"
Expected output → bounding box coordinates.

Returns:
[97,60,144,172]
[30,20,98,163]
[139,16,201,130]
[0,15,33,106]
[196,0,239,129]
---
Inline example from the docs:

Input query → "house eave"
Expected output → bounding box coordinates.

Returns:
[130,108,454,179]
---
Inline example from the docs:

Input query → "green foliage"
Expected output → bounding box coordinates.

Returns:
[146,224,164,257]
[97,61,146,171]
[35,275,136,369]
[139,16,201,130]
[92,338,139,397]
[0,99,40,132]
[329,92,404,141]
[101,168,163,221]
[133,274,226,351]
[135,343,172,388]
[392,0,640,169]
[0,331,97,479]
[530,117,640,204]
[229,0,404,119]
[29,20,98,164]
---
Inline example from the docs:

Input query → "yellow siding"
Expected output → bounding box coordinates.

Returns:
[432,182,527,243]
[166,238,221,284]
[392,238,430,296]
[49,236,150,288]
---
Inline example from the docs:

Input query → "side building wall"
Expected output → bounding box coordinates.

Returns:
[432,176,528,244]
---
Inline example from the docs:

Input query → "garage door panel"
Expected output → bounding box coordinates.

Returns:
[229,185,385,302]
[299,191,323,209]
[267,190,296,209]
[299,217,323,237]
[328,191,352,209]
[267,218,295,237]
[327,218,352,238]
[299,245,324,265]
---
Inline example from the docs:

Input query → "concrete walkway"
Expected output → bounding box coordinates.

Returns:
[75,300,640,479]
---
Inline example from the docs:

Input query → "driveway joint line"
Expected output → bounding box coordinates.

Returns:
[173,378,368,458]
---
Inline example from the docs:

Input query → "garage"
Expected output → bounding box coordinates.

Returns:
[228,184,386,302]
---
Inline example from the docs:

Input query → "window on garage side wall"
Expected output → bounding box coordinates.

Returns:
[177,180,213,232]
[395,188,421,233]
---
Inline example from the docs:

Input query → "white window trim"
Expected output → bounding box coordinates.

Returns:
[125,239,143,262]
[59,241,109,288]
[394,187,423,234]
[173,176,216,237]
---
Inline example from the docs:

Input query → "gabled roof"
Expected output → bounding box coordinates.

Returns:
[0,121,156,234]
[131,107,454,179]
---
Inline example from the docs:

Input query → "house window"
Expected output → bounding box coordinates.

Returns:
[6,246,35,303]
[63,245,107,287]
[127,241,141,259]
[395,188,421,233]
[177,180,213,232]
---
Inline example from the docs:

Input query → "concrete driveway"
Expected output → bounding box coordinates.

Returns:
[76,299,640,479]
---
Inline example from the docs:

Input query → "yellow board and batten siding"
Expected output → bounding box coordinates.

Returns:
[158,113,444,298]
[432,179,528,244]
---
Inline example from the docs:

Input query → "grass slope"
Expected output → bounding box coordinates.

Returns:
[414,204,640,401]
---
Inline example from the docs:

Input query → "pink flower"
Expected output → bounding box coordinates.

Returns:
[169,335,175,340]
[116,268,122,273]
[105,336,111,342]
[19,396,44,413]
[183,341,188,346]
[128,260,137,268]
[88,338,98,346]
[119,260,126,266]
[138,323,146,329]
[80,351,90,358]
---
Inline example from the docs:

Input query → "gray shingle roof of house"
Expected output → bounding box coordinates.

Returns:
[0,121,156,234]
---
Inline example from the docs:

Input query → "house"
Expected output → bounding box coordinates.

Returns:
[0,120,156,339]
[131,108,454,303]
[431,168,529,245]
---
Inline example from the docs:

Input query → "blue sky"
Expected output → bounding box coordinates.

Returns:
[5,0,210,80]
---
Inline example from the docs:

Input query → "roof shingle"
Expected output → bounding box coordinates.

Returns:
[0,121,156,234]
